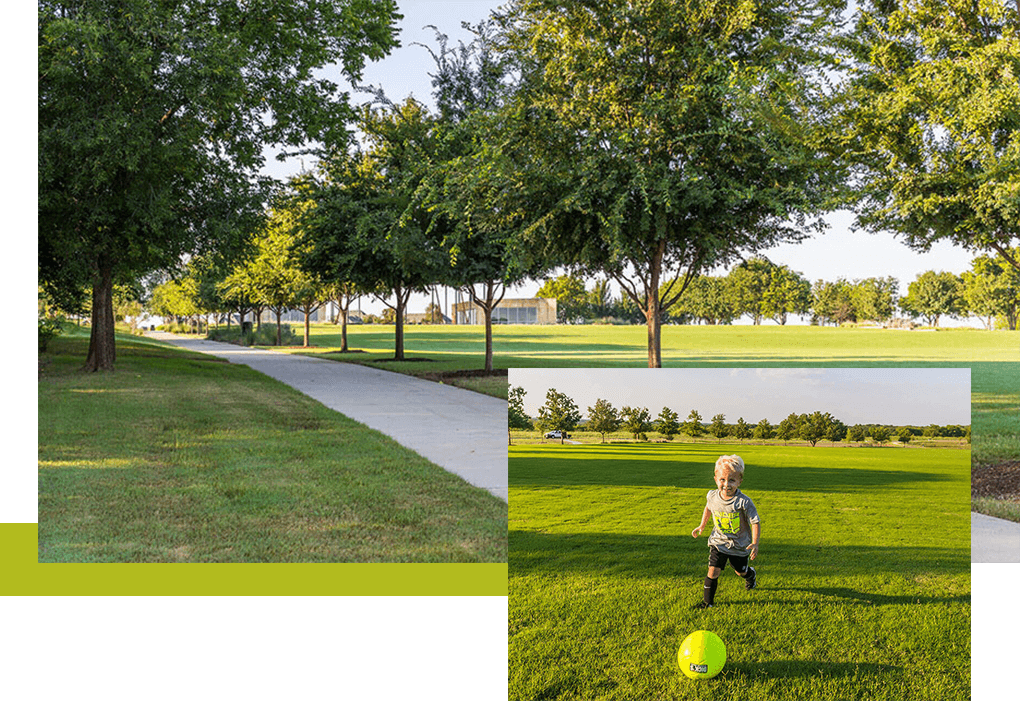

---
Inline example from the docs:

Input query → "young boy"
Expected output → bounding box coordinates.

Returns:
[691,454,760,608]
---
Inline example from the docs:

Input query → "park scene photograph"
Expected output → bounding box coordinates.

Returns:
[508,368,973,700]
[25,0,1019,698]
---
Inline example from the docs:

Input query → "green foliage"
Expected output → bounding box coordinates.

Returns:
[729,257,812,326]
[837,0,1020,272]
[38,0,400,369]
[620,406,654,441]
[502,0,846,366]
[682,410,704,439]
[671,275,737,325]
[732,417,752,441]
[300,101,450,359]
[900,271,966,327]
[962,249,1020,330]
[655,407,680,442]
[709,413,729,440]
[812,276,901,326]
[847,424,868,443]
[897,428,914,444]
[509,385,533,431]
[536,274,590,323]
[536,388,582,435]
[870,425,892,444]
[38,315,63,353]
[753,418,774,441]
[587,399,622,443]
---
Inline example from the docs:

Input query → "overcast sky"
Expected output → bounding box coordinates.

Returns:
[260,0,981,324]
[509,368,972,426]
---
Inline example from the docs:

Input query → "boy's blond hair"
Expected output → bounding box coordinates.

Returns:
[714,454,745,477]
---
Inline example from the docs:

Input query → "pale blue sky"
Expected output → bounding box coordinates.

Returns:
[509,368,971,425]
[263,0,981,324]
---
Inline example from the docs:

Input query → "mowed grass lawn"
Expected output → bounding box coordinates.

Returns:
[38,329,507,563]
[509,442,970,700]
[295,322,1015,368]
[291,322,1016,517]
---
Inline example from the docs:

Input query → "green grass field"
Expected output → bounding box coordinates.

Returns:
[284,322,1015,517]
[38,328,507,562]
[295,322,1015,366]
[509,442,970,700]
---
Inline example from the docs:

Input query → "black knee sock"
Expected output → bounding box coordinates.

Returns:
[703,577,718,605]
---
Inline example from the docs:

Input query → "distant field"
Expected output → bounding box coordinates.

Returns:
[258,321,1014,517]
[511,429,969,450]
[296,322,1015,367]
[509,442,970,700]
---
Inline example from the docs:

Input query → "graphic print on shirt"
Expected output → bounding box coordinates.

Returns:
[713,511,741,535]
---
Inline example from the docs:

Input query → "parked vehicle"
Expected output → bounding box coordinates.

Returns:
[544,430,569,439]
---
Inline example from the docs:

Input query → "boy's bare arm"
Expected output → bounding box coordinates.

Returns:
[746,521,760,559]
[691,506,712,538]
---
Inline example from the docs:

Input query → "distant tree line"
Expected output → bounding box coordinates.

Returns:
[537,251,1020,330]
[510,387,970,447]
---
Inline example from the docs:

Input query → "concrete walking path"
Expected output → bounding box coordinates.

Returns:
[972,512,1020,563]
[147,332,507,502]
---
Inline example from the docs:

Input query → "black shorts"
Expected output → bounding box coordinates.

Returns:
[709,545,749,575]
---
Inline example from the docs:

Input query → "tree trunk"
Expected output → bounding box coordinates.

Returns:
[393,286,406,361]
[340,307,349,352]
[83,264,116,372]
[466,280,505,373]
[645,308,661,368]
[483,305,494,372]
[275,309,283,345]
[646,241,666,368]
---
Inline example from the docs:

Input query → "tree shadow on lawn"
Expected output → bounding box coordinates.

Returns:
[509,531,969,585]
[510,447,958,492]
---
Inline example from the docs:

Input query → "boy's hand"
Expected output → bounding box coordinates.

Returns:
[691,526,703,538]
[747,543,758,560]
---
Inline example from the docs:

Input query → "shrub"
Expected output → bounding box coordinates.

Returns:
[39,316,62,352]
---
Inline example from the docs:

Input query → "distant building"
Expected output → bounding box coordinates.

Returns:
[405,311,453,325]
[452,298,557,325]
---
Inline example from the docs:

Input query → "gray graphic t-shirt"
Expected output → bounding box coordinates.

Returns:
[705,488,760,555]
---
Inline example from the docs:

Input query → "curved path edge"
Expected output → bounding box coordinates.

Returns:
[972,512,1020,563]
[147,332,508,503]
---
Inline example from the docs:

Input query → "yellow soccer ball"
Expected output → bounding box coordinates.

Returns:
[677,630,727,679]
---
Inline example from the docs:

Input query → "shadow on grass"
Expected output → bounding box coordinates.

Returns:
[510,446,957,492]
[509,531,969,583]
[723,659,902,681]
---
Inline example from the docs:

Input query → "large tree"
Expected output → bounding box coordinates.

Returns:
[900,270,966,327]
[509,385,532,445]
[300,103,447,361]
[729,257,812,325]
[38,0,399,370]
[410,20,527,372]
[838,1,1020,271]
[587,398,621,444]
[962,250,1020,330]
[499,0,845,366]
[536,388,582,443]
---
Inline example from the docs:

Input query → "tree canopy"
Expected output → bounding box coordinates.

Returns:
[498,0,846,366]
[39,0,399,370]
[838,0,1020,271]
